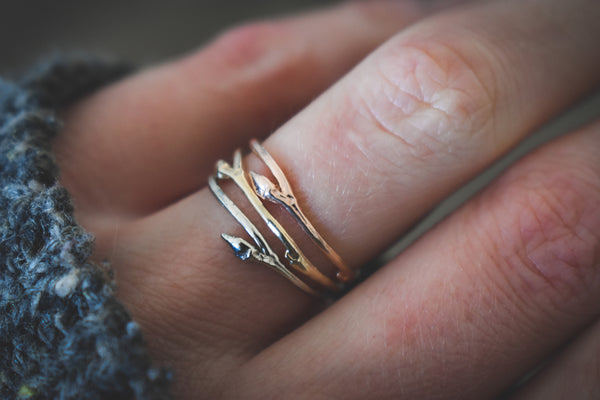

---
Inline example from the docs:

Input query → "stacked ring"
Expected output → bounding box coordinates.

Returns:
[209,139,355,297]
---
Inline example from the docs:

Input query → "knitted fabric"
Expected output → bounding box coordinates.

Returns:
[0,56,172,400]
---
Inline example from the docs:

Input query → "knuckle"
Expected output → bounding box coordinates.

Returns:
[195,21,309,85]
[486,164,600,312]
[350,32,499,167]
[213,22,285,66]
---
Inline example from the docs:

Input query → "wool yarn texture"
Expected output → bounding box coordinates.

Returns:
[0,56,172,400]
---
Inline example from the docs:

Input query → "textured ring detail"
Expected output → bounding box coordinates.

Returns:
[209,140,354,296]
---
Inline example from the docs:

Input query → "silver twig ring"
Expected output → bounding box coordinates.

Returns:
[208,139,355,297]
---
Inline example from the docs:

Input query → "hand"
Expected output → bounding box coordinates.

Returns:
[53,0,600,398]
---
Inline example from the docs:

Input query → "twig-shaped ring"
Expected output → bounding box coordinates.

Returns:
[208,140,353,296]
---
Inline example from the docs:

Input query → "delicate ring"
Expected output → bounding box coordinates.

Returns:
[208,139,355,297]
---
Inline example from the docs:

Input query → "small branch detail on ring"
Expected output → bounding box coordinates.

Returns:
[208,140,354,297]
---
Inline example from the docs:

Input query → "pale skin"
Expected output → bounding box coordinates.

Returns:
[53,0,600,398]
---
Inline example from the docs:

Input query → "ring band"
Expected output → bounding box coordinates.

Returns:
[209,139,354,296]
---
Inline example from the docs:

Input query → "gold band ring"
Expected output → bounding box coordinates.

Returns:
[209,140,354,297]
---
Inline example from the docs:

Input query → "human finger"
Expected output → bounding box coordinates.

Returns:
[54,0,429,218]
[140,0,600,331]
[235,117,600,399]
[259,0,600,266]
[121,0,600,395]
[509,318,600,399]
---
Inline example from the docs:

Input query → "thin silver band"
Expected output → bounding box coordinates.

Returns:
[209,140,353,296]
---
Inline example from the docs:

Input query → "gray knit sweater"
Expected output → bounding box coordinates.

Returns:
[0,56,172,400]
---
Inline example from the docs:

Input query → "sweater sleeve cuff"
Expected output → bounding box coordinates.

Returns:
[0,55,172,400]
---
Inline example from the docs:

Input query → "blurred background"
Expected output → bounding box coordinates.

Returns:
[0,0,339,74]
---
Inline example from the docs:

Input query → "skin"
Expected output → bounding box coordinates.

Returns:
[53,0,600,398]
